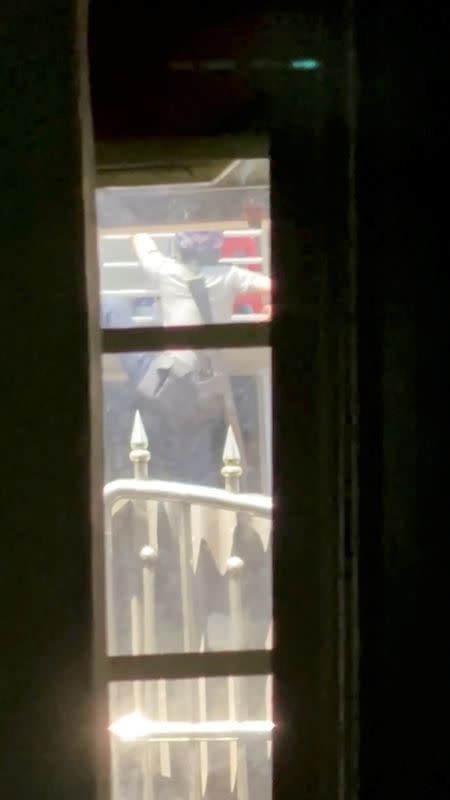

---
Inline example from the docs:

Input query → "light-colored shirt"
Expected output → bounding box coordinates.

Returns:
[133,233,270,392]
[134,233,270,326]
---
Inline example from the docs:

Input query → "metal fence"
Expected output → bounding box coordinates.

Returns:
[104,411,273,800]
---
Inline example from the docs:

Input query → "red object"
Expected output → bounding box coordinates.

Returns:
[244,200,264,229]
[221,233,263,313]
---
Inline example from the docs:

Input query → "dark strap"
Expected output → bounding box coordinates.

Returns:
[187,276,248,489]
[188,276,214,324]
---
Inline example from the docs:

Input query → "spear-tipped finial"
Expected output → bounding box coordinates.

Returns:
[129,410,150,477]
[221,426,242,493]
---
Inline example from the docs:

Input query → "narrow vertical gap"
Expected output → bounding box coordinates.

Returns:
[83,0,110,796]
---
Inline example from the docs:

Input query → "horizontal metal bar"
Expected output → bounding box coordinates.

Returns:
[223,228,262,238]
[101,289,156,297]
[102,259,263,268]
[230,313,268,323]
[98,220,251,237]
[104,479,272,516]
[108,649,272,682]
[109,716,273,742]
[101,257,263,268]
[219,257,263,264]
[100,229,262,241]
[102,322,270,353]
[102,261,140,267]
[101,233,133,240]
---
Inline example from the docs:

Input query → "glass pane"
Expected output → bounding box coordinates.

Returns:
[97,158,271,327]
[103,347,271,489]
[109,676,273,800]
[103,348,272,656]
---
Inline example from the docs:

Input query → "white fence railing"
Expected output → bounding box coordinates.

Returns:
[104,411,273,800]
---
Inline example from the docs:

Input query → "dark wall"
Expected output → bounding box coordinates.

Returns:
[1,0,447,797]
[357,2,450,797]
[0,2,101,797]
[89,3,322,140]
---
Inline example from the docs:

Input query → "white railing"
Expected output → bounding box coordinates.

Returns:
[104,411,273,800]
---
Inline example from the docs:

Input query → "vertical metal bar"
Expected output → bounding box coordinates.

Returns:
[109,736,121,800]
[265,624,274,763]
[129,409,150,714]
[222,436,246,795]
[178,504,197,653]
[130,594,144,710]
[266,674,273,761]
[260,219,271,278]
[130,594,153,800]
[256,366,272,495]
[178,502,203,800]
[157,680,171,778]
[105,509,121,800]
[260,216,272,495]
[105,507,118,658]
[129,411,155,800]
[227,556,250,800]
[142,552,157,795]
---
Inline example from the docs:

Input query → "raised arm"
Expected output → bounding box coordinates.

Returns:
[133,233,167,276]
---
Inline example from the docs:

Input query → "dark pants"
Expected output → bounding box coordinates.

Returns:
[139,394,226,488]
[138,374,260,490]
